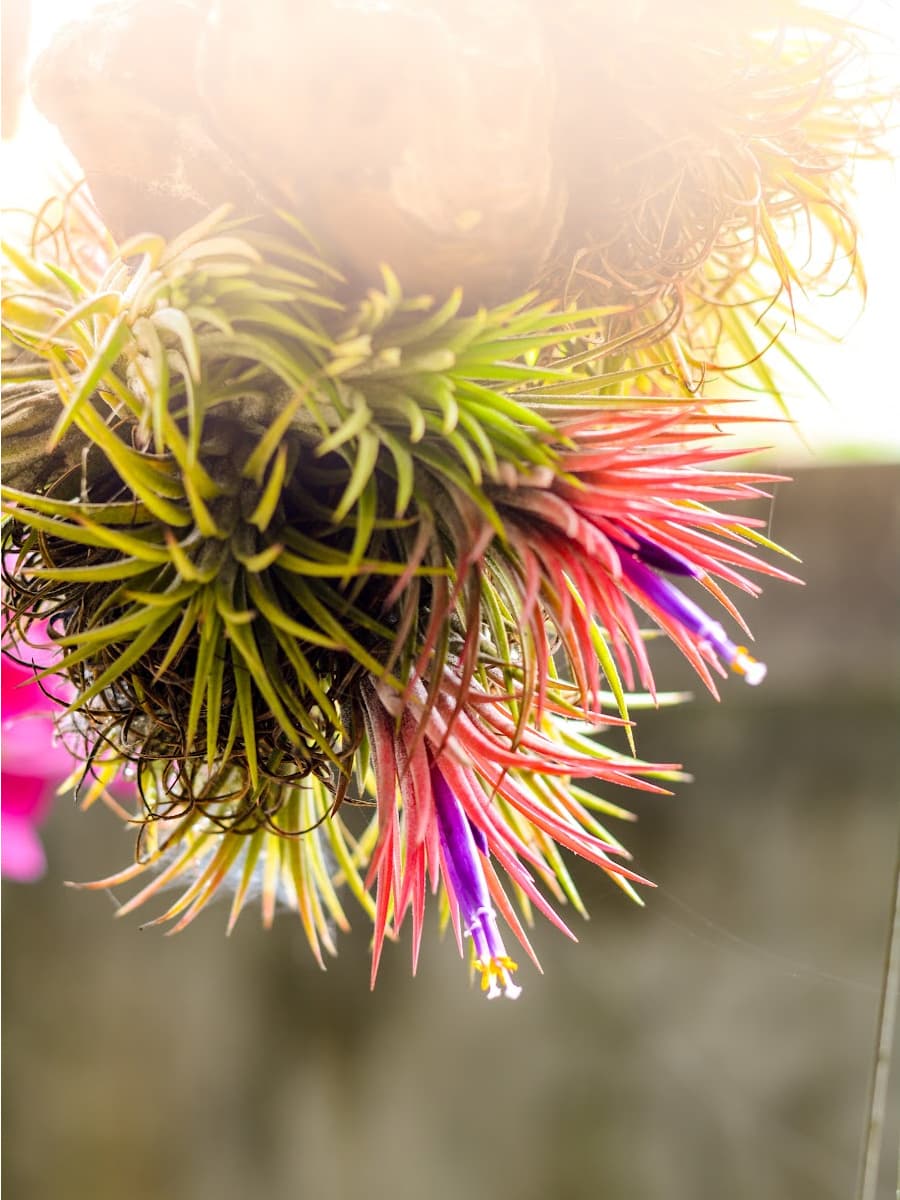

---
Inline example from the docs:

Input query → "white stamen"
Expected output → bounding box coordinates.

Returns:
[502,975,523,1000]
[733,648,767,686]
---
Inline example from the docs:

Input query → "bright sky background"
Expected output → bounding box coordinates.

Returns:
[3,0,899,463]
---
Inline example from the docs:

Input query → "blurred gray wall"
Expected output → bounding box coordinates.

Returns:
[3,461,899,1200]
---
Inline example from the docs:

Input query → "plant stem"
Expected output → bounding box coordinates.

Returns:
[854,815,900,1200]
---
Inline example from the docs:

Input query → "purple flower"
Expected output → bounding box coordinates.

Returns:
[608,525,701,578]
[495,415,789,706]
[615,550,767,685]
[430,761,522,999]
[361,675,656,997]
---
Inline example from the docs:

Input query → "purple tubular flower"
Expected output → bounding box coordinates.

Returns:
[609,525,701,578]
[467,816,489,856]
[429,760,522,999]
[617,551,767,685]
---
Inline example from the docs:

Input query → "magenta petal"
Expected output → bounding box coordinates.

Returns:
[1,714,74,778]
[1,771,52,819]
[1,811,48,882]
[2,656,45,719]
[1,637,72,719]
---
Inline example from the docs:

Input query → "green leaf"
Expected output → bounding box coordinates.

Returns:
[588,619,634,755]
[25,556,156,583]
[151,591,202,680]
[151,307,202,382]
[185,591,221,753]
[230,639,259,788]
[314,395,372,456]
[224,616,300,747]
[55,601,173,647]
[0,488,154,525]
[247,451,290,530]
[50,312,131,443]
[244,573,341,650]
[59,607,181,712]
[242,384,316,483]
[332,428,380,523]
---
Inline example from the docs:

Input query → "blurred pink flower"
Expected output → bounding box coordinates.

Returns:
[1,634,74,882]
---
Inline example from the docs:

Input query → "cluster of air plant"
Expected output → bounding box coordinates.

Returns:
[540,0,889,398]
[0,0,889,996]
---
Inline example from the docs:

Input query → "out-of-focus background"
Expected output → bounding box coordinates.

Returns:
[3,464,899,1200]
[2,2,899,1199]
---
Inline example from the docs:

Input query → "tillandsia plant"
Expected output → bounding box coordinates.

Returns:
[0,0,889,996]
[539,0,891,394]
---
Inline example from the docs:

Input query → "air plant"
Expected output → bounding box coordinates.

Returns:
[0,0,890,996]
[540,0,891,402]
[2,207,791,991]
[30,4,888,369]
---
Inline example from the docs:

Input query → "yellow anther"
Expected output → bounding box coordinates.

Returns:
[475,956,522,999]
